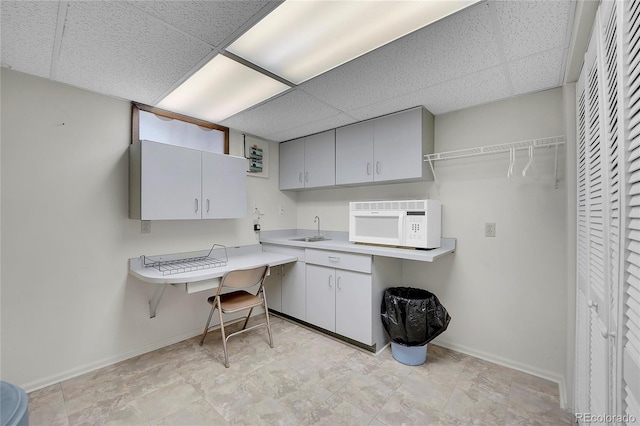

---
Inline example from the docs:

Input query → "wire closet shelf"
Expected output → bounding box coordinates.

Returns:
[423,135,566,192]
[142,244,228,276]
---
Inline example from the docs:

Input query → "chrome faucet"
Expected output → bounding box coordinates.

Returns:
[314,216,321,237]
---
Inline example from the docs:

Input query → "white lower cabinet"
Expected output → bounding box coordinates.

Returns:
[261,245,306,321]
[306,264,372,345]
[335,269,372,344]
[305,265,337,332]
[281,261,306,320]
[262,244,401,351]
[263,262,305,319]
[305,249,374,346]
[263,265,282,313]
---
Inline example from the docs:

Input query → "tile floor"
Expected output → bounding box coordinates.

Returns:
[29,316,574,425]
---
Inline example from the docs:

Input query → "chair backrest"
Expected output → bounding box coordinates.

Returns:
[218,265,269,291]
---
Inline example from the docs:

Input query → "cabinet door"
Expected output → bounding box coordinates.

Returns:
[305,264,336,332]
[281,261,306,320]
[304,130,335,188]
[336,270,372,345]
[373,108,424,182]
[201,152,247,219]
[279,139,305,190]
[336,121,374,185]
[263,265,282,313]
[140,141,201,220]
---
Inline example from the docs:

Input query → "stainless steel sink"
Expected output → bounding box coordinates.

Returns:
[289,236,331,242]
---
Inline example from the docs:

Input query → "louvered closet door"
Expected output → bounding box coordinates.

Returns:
[602,0,623,415]
[586,9,611,418]
[623,0,640,419]
[576,68,592,415]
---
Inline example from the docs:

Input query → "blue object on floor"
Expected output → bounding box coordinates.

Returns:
[1,380,29,426]
[391,342,428,366]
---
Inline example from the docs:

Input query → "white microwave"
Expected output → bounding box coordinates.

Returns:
[349,199,441,249]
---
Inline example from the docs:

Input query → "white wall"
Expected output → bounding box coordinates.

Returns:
[297,88,570,387]
[0,69,572,397]
[0,69,296,389]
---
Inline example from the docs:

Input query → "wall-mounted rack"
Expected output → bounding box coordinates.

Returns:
[142,244,228,276]
[423,135,566,193]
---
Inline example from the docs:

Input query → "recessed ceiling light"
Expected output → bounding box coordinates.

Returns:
[226,0,481,84]
[157,55,290,122]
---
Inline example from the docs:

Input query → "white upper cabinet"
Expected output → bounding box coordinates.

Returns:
[335,106,434,185]
[279,138,305,190]
[130,140,246,220]
[373,107,432,182]
[304,130,336,188]
[133,140,202,220]
[336,121,374,185]
[279,129,335,190]
[201,151,246,219]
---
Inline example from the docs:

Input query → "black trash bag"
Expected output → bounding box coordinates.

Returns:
[381,287,451,346]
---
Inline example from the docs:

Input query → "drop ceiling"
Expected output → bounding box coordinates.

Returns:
[1,0,576,142]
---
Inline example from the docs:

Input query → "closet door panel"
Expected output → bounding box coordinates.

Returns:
[623,0,640,419]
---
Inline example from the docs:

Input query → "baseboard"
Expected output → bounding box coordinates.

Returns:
[433,339,568,410]
[20,328,203,393]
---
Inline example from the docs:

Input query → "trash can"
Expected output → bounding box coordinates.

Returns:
[381,287,451,366]
[1,381,29,426]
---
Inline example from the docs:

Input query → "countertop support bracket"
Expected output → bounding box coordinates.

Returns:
[149,285,166,319]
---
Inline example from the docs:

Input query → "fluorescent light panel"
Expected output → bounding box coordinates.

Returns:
[157,55,290,123]
[227,0,481,85]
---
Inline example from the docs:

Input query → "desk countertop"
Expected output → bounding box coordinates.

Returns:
[129,245,298,285]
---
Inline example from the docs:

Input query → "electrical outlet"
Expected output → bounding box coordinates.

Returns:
[485,222,496,237]
[141,220,151,234]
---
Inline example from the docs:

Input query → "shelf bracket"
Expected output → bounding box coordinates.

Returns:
[149,285,166,319]
[427,157,440,194]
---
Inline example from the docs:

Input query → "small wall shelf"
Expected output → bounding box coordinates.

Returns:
[424,135,566,193]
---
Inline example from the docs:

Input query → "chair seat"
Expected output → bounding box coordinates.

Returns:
[208,291,262,313]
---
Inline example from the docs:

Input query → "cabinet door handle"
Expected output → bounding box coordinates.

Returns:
[337,276,342,290]
[328,275,333,288]
[328,256,340,262]
[195,198,199,213]
[281,265,285,277]
[376,161,381,174]
[299,172,303,183]
[207,199,210,213]
[367,162,371,175]
[305,171,309,183]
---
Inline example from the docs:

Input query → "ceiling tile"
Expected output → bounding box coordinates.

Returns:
[508,48,565,96]
[418,66,513,115]
[494,0,574,61]
[219,89,345,138]
[128,0,275,48]
[300,2,501,113]
[266,113,357,142]
[348,66,511,119]
[0,1,59,78]
[55,1,212,104]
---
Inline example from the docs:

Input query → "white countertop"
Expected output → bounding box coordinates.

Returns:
[259,230,456,262]
[129,244,298,285]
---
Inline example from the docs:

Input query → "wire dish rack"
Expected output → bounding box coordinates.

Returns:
[141,244,228,275]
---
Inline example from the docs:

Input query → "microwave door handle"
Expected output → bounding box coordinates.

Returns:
[398,214,405,245]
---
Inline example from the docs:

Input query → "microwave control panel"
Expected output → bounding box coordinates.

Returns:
[405,214,429,246]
